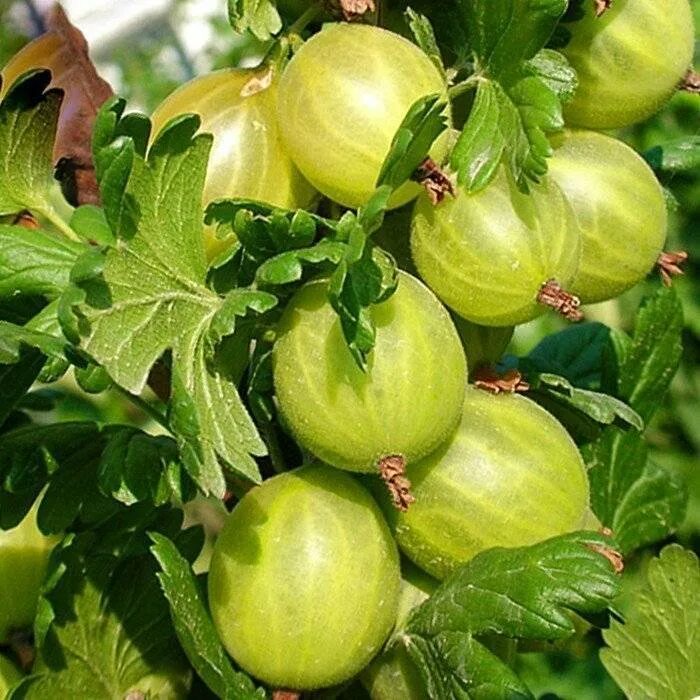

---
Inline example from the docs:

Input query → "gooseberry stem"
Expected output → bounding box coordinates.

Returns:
[287,2,324,36]
[537,279,584,322]
[379,454,415,512]
[447,76,481,100]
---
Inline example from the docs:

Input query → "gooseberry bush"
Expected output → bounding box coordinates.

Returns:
[0,0,698,698]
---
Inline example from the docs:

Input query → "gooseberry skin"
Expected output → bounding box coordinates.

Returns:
[150,69,316,256]
[548,130,667,304]
[410,169,581,326]
[561,0,695,130]
[272,272,467,473]
[0,654,22,696]
[207,464,400,691]
[277,23,448,209]
[383,388,589,580]
[0,503,57,643]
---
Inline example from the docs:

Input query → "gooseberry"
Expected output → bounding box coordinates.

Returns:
[207,464,400,690]
[277,23,449,209]
[0,501,57,643]
[411,168,581,326]
[381,387,589,580]
[548,129,667,304]
[0,654,22,696]
[150,69,316,256]
[561,0,695,129]
[272,272,467,477]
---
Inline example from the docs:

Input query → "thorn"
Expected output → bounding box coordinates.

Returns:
[594,0,612,17]
[379,454,415,512]
[537,279,584,322]
[412,158,455,205]
[680,69,700,93]
[473,366,530,395]
[657,251,688,287]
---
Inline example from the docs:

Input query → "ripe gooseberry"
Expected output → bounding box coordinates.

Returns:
[0,654,22,696]
[561,0,695,129]
[272,272,467,485]
[208,464,400,691]
[277,23,449,209]
[410,168,581,326]
[150,69,316,257]
[380,387,589,580]
[0,501,57,643]
[548,129,667,304]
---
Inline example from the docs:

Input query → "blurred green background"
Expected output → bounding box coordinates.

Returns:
[0,2,698,697]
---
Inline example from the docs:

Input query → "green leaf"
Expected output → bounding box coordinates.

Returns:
[91,97,139,240]
[329,219,399,369]
[608,286,684,424]
[227,0,282,41]
[601,545,700,700]
[403,531,621,700]
[451,81,506,190]
[0,422,109,531]
[69,205,114,246]
[458,0,568,77]
[526,49,578,103]
[584,430,687,554]
[78,115,265,494]
[451,0,569,190]
[528,372,643,432]
[150,533,266,700]
[405,9,445,75]
[583,288,686,553]
[0,320,68,364]
[0,349,45,428]
[98,427,192,507]
[10,533,191,699]
[644,136,700,173]
[524,322,611,389]
[255,238,346,287]
[207,289,278,349]
[0,224,82,299]
[377,94,449,192]
[0,70,62,220]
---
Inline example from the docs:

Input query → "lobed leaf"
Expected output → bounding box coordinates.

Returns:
[403,532,621,699]
[601,545,700,700]
[79,115,266,494]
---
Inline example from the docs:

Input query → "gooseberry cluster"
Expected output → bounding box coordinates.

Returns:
[178,2,692,693]
[0,0,695,696]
